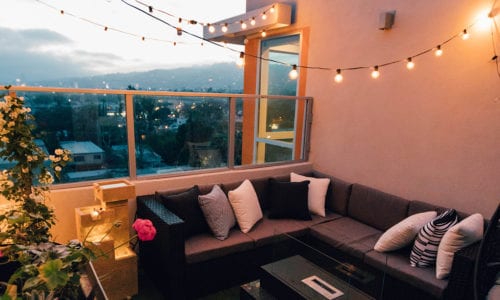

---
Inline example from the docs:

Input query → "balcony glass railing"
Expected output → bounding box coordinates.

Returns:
[1,86,312,185]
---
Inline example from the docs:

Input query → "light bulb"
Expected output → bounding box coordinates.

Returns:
[176,27,182,36]
[178,18,183,25]
[334,69,343,83]
[262,12,267,20]
[371,66,380,79]
[241,21,247,29]
[435,45,443,57]
[236,52,245,67]
[289,65,298,80]
[261,30,267,37]
[208,24,215,33]
[221,23,228,33]
[270,5,276,13]
[250,17,256,26]
[406,57,415,70]
[462,29,470,40]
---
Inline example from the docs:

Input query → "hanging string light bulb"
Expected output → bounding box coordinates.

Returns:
[262,12,267,20]
[461,29,470,40]
[334,69,343,83]
[261,30,267,37]
[148,6,153,13]
[435,45,443,57]
[176,27,182,36]
[240,20,247,29]
[371,66,380,79]
[208,24,215,33]
[236,52,245,67]
[406,57,415,70]
[289,65,298,80]
[270,5,276,13]
[221,23,228,33]
[250,17,256,26]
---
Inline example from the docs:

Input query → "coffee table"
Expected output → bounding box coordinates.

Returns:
[240,233,383,299]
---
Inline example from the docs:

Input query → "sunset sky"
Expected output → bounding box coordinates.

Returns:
[0,0,245,83]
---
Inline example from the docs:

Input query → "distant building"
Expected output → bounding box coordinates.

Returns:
[60,141,105,170]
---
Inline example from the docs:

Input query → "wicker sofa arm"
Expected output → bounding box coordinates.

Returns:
[442,241,480,300]
[136,195,186,298]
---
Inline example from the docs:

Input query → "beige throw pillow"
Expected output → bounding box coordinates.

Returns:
[435,213,483,279]
[290,172,330,217]
[228,179,263,233]
[374,211,437,252]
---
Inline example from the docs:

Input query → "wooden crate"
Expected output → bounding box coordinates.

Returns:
[93,180,135,203]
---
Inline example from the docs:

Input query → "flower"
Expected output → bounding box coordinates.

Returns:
[132,218,157,241]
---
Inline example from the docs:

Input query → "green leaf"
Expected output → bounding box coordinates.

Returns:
[38,259,69,290]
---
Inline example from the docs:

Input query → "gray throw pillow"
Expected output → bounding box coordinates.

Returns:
[198,185,236,240]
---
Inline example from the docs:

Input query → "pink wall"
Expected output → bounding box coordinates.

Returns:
[270,0,499,217]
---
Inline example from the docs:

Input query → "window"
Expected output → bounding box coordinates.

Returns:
[257,34,302,163]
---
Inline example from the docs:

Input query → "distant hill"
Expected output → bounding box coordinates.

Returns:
[37,63,244,92]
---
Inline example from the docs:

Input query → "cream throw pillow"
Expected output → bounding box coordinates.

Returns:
[290,172,330,217]
[228,179,263,233]
[435,213,483,279]
[374,211,437,252]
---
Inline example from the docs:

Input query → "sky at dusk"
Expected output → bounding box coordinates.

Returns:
[0,0,245,83]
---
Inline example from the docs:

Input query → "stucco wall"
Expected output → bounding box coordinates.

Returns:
[250,0,499,217]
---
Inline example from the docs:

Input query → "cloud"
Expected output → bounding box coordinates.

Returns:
[0,27,125,84]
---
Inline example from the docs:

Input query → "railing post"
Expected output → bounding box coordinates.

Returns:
[228,97,236,169]
[125,93,137,179]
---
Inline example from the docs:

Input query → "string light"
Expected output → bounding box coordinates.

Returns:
[236,52,245,67]
[461,29,470,40]
[334,69,343,83]
[289,65,298,80]
[221,23,228,33]
[371,66,380,79]
[270,5,276,13]
[406,57,415,70]
[148,5,153,13]
[176,27,182,36]
[250,17,256,26]
[435,45,443,57]
[240,21,247,30]
[262,12,267,20]
[208,24,215,33]
[261,30,267,37]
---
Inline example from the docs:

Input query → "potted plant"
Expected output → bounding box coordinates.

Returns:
[0,86,92,299]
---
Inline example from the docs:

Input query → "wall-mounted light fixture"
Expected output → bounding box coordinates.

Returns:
[379,10,396,30]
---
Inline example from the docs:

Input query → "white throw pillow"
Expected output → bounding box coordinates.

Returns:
[374,211,437,252]
[290,172,330,217]
[435,213,484,279]
[228,179,263,233]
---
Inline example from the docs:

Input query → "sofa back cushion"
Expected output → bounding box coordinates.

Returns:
[313,171,353,215]
[222,175,289,210]
[409,200,471,222]
[348,184,409,231]
[156,185,209,237]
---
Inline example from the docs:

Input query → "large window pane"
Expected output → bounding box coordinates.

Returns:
[12,92,128,183]
[134,96,228,176]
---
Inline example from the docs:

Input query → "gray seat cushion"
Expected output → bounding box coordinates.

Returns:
[364,249,448,298]
[185,229,254,264]
[243,214,310,247]
[310,217,382,259]
[348,184,409,231]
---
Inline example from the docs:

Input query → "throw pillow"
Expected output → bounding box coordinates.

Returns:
[374,211,437,252]
[290,172,330,217]
[157,185,208,237]
[435,213,484,279]
[267,178,312,220]
[410,208,458,267]
[198,185,236,241]
[228,179,263,233]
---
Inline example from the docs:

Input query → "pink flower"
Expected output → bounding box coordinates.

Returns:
[132,218,156,241]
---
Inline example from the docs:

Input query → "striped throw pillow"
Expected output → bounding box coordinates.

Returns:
[410,209,458,267]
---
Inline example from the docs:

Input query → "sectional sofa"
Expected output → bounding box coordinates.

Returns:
[136,171,484,299]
